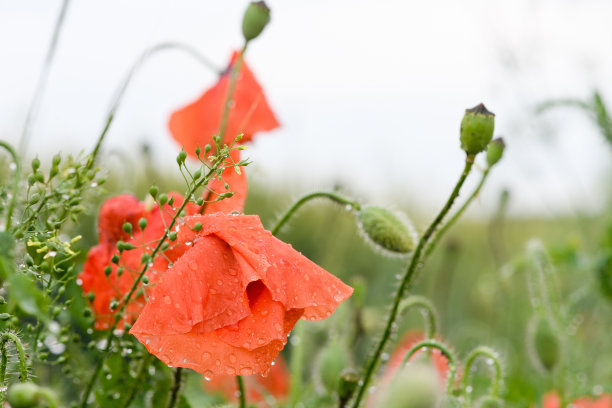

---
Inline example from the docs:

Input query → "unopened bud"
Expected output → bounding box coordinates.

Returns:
[358,206,416,255]
[486,138,506,167]
[104,266,112,277]
[242,1,271,42]
[168,231,178,241]
[139,217,148,231]
[460,103,495,155]
[31,157,40,171]
[337,368,359,405]
[528,315,560,372]
[149,185,159,199]
[195,146,201,157]
[122,222,132,234]
[316,339,347,393]
[176,150,187,165]
[158,194,168,206]
[7,382,40,408]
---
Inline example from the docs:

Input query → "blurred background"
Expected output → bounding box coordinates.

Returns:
[2,0,612,217]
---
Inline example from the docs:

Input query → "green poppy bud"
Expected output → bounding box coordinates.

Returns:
[52,154,61,166]
[486,138,506,167]
[176,150,187,165]
[139,217,148,231]
[158,194,168,206]
[7,382,40,408]
[31,157,40,171]
[337,368,359,405]
[242,1,271,42]
[204,144,212,154]
[122,222,132,234]
[460,103,495,155]
[528,315,560,372]
[149,185,159,199]
[316,339,348,393]
[477,396,504,408]
[358,206,416,255]
[195,146,201,157]
[375,362,441,408]
[169,231,177,241]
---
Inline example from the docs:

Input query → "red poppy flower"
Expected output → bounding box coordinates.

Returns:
[203,354,290,406]
[129,213,353,378]
[543,392,612,408]
[169,51,279,158]
[366,331,449,408]
[80,155,248,329]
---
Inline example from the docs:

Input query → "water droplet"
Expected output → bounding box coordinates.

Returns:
[229,354,237,363]
[164,296,171,304]
[203,352,211,360]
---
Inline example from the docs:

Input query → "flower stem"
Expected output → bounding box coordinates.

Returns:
[424,167,491,258]
[350,155,474,408]
[121,354,153,407]
[236,375,247,408]
[18,0,70,155]
[79,156,227,407]
[399,339,458,394]
[166,367,183,408]
[289,321,305,406]
[462,346,502,402]
[88,41,219,167]
[271,192,360,236]
[217,42,248,143]
[0,332,29,391]
[398,295,438,339]
[0,141,21,231]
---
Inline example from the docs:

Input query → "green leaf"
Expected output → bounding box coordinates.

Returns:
[0,255,48,321]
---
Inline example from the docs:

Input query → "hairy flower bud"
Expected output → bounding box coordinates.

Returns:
[7,382,40,408]
[528,315,560,372]
[460,103,495,155]
[242,1,271,42]
[316,339,347,393]
[358,206,416,255]
[486,138,505,167]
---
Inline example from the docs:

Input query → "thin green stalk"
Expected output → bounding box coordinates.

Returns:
[425,167,491,258]
[0,141,21,231]
[272,192,360,236]
[400,340,458,394]
[88,41,219,167]
[79,156,227,407]
[350,156,475,408]
[167,367,183,408]
[236,375,247,408]
[121,354,153,407]
[398,295,438,339]
[18,0,71,155]
[462,346,502,402]
[217,42,248,142]
[289,321,305,406]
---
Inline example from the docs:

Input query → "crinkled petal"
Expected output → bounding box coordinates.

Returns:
[168,52,279,157]
[182,214,353,320]
[130,235,251,336]
[97,195,144,244]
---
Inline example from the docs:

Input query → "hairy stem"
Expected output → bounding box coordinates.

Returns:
[400,339,458,394]
[18,0,71,155]
[462,346,502,401]
[398,295,438,339]
[0,141,21,231]
[350,156,474,408]
[0,332,29,383]
[425,167,490,258]
[167,367,183,408]
[271,192,360,236]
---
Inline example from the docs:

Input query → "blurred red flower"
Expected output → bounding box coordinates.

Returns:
[543,392,612,408]
[367,331,449,408]
[203,354,290,406]
[129,213,353,378]
[169,51,279,158]
[80,153,247,329]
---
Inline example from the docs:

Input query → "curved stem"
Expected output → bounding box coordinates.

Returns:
[350,155,474,408]
[36,388,60,408]
[18,0,71,155]
[236,375,247,408]
[0,141,22,231]
[400,339,458,394]
[398,295,438,339]
[425,167,491,258]
[0,332,29,382]
[88,41,220,167]
[167,367,183,408]
[462,346,502,402]
[271,192,360,236]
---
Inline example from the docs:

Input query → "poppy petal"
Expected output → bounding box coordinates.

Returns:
[204,150,248,215]
[97,195,144,244]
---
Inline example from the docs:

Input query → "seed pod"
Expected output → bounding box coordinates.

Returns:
[358,206,416,255]
[337,368,359,405]
[486,138,506,167]
[7,382,40,408]
[477,396,504,408]
[528,315,560,372]
[460,103,495,155]
[376,362,441,408]
[242,1,271,42]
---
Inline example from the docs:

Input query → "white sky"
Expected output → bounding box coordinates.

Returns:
[1,0,612,218]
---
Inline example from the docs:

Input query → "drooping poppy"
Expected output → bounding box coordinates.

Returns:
[203,353,290,406]
[543,392,612,408]
[169,51,279,158]
[80,154,248,330]
[129,213,353,378]
[366,331,449,408]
